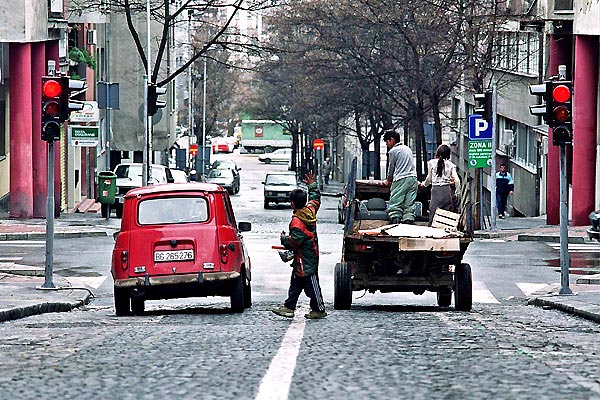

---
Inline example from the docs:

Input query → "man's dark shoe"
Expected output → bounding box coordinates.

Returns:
[304,310,327,319]
[390,217,401,224]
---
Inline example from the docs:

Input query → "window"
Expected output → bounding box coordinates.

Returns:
[0,99,5,158]
[555,0,573,10]
[494,31,539,75]
[503,117,537,168]
[138,197,208,225]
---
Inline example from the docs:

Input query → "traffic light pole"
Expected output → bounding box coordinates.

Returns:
[559,145,572,294]
[42,141,56,288]
[490,84,498,231]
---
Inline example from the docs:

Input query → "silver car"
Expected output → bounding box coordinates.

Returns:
[262,172,297,208]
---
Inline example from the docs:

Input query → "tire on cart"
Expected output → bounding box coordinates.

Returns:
[334,262,352,310]
[454,263,472,311]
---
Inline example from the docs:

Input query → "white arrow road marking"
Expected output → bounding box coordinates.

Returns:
[0,241,45,248]
[255,308,307,400]
[0,257,23,261]
[516,283,549,296]
[64,276,108,290]
[472,281,500,304]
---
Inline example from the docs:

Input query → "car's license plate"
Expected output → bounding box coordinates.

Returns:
[154,249,194,262]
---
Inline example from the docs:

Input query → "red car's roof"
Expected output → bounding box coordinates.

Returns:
[125,183,224,198]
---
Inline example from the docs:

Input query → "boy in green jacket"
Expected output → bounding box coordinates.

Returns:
[272,173,327,319]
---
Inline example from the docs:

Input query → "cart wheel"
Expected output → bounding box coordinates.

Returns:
[334,262,352,310]
[454,263,472,311]
[437,289,452,307]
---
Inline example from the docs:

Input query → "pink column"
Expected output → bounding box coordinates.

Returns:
[572,35,599,226]
[45,41,61,217]
[32,42,47,218]
[546,36,572,225]
[8,43,34,218]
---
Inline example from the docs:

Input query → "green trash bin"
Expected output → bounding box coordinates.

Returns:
[98,171,117,205]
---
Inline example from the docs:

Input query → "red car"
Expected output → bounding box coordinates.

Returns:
[111,183,252,315]
[212,138,233,153]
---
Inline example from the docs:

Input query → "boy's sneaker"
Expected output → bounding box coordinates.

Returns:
[272,305,295,318]
[304,310,327,319]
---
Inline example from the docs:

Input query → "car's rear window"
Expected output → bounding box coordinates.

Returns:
[266,174,296,185]
[138,197,209,225]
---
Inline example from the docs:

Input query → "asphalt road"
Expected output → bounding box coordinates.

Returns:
[1,151,600,399]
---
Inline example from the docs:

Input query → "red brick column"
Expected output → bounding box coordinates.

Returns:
[572,35,599,226]
[8,43,33,218]
[32,42,47,218]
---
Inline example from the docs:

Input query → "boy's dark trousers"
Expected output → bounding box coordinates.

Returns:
[284,273,326,312]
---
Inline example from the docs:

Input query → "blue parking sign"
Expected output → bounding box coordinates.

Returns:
[468,114,493,140]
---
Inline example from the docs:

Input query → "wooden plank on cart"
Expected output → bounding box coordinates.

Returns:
[398,237,460,251]
[431,209,460,230]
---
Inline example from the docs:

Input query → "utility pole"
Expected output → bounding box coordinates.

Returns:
[490,84,498,231]
[143,0,152,186]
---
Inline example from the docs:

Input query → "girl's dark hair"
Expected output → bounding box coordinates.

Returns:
[435,144,451,177]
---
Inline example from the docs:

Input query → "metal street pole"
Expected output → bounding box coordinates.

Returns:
[559,144,572,294]
[142,0,152,186]
[201,55,207,179]
[42,141,55,288]
[490,84,498,230]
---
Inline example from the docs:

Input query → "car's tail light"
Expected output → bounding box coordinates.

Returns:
[120,250,128,270]
[220,244,229,264]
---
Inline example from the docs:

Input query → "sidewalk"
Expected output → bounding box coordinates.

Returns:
[1,194,599,324]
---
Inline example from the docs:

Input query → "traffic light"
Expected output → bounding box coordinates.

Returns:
[147,82,167,116]
[549,81,573,146]
[60,76,87,121]
[528,81,552,124]
[474,91,492,122]
[41,76,63,142]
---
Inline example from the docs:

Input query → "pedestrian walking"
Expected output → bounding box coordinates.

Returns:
[496,163,514,218]
[383,129,418,224]
[420,144,461,224]
[272,173,327,320]
[322,157,332,185]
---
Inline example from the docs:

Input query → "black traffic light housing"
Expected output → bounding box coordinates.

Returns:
[148,82,167,116]
[549,81,573,146]
[41,76,63,142]
[41,75,88,142]
[474,91,492,122]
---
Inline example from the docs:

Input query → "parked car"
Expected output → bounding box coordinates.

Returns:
[212,137,234,154]
[263,172,297,208]
[211,159,241,173]
[205,167,240,194]
[588,210,600,240]
[109,163,174,218]
[111,183,252,315]
[171,169,189,183]
[258,148,292,164]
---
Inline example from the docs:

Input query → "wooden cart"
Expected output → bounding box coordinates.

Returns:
[334,162,473,311]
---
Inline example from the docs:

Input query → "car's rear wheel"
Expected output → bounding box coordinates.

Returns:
[454,263,472,311]
[334,262,352,310]
[114,288,130,316]
[264,158,271,164]
[131,296,145,315]
[264,199,269,209]
[231,274,245,313]
[264,146,273,154]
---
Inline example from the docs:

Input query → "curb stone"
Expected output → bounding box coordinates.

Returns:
[0,291,92,323]
[528,297,600,324]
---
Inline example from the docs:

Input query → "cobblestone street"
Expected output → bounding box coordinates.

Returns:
[1,300,599,399]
